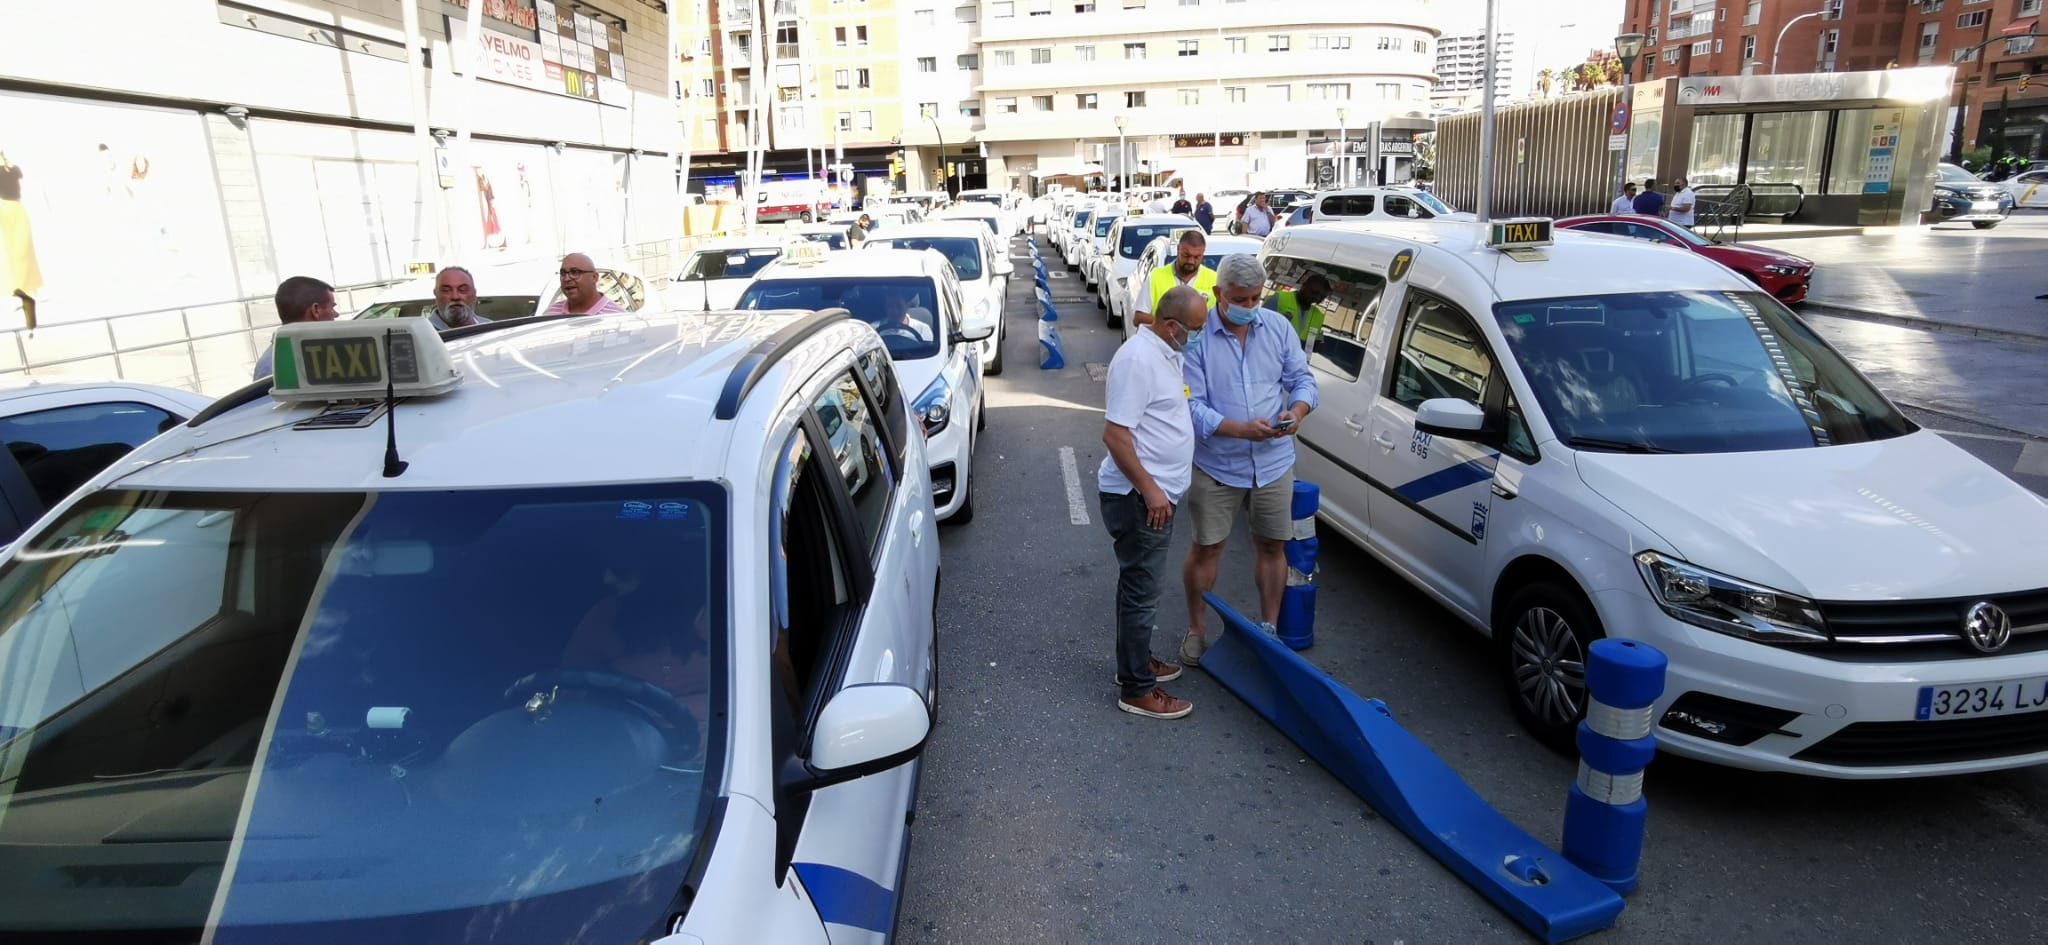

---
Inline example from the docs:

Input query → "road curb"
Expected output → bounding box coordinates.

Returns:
[1897,400,2048,442]
[1798,302,2048,347]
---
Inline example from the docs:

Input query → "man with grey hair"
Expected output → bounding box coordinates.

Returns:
[428,266,487,330]
[1099,285,1209,720]
[1179,253,1317,661]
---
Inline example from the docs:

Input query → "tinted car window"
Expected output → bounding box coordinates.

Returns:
[0,400,178,508]
[866,237,984,279]
[357,296,542,323]
[1119,224,1189,259]
[812,372,892,551]
[680,248,784,281]
[738,276,944,360]
[1391,292,1494,409]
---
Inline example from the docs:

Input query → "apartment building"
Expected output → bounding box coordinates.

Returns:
[939,0,1441,193]
[1434,31,1530,111]
[1618,0,2044,155]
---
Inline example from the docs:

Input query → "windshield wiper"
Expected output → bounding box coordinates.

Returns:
[1566,436,1682,455]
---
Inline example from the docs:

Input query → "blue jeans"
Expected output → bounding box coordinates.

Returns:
[1101,490,1175,699]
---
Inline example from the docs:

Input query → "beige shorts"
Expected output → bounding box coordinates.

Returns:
[1186,466,1295,546]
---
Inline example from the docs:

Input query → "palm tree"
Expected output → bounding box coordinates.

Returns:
[1538,68,1554,97]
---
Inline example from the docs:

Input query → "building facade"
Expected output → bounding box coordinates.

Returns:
[1618,0,2045,156]
[1434,30,1528,111]
[0,0,683,328]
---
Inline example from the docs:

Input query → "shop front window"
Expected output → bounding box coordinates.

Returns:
[1687,114,1745,186]
[1744,110,1828,194]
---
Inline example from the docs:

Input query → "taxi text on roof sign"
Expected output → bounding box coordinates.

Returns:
[269,318,462,402]
[1487,218,1554,249]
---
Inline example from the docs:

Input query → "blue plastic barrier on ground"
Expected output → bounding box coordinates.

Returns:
[1200,592,1625,944]
[1277,480,1320,650]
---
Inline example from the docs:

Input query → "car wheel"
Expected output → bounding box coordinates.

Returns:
[801,210,815,223]
[976,396,987,432]
[1501,581,1604,752]
[1973,220,2000,229]
[949,454,975,525]
[987,326,1005,376]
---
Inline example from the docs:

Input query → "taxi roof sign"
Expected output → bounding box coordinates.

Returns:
[269,318,461,403]
[1486,218,1554,250]
[784,241,833,266]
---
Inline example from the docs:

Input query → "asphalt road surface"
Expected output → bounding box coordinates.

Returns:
[896,234,2048,944]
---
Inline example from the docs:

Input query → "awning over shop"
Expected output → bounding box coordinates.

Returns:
[1031,162,1103,178]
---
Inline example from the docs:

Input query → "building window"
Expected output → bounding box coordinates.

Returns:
[857,68,871,88]
[1125,90,1147,107]
[1179,39,1199,56]
[1956,10,1987,27]
[1744,0,1761,25]
[1076,93,1099,109]
[959,100,981,117]
[1074,0,1094,9]
[919,101,937,117]
[1819,28,1838,53]
[1033,94,1055,110]
[700,78,715,96]
[1714,38,1723,52]
[1225,85,1246,103]
[1375,35,1398,50]
[1226,36,1246,53]
[958,54,979,69]
[1269,83,1291,102]
[1741,35,1755,59]
[997,96,1018,113]
[1125,42,1147,59]
[859,111,874,130]
[918,56,937,72]
[915,7,933,25]
[1177,88,1199,105]
[1953,46,1979,62]
[2022,0,2042,14]
[1075,44,1095,60]
[993,0,1015,16]
[834,69,851,88]
[856,25,868,44]
[834,26,847,45]
[1308,82,1351,101]
[955,5,975,21]
[1692,39,1712,54]
[838,111,853,132]
[1650,26,1659,44]
[1374,82,1399,100]
[994,50,1015,65]
[1033,46,1053,63]
[1269,34,1291,52]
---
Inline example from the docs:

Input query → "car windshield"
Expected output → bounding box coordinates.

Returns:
[0,484,726,942]
[1408,190,1454,214]
[738,275,943,360]
[1094,217,1115,237]
[866,236,983,280]
[1119,224,1189,259]
[1267,191,1310,210]
[357,295,541,323]
[960,193,1002,205]
[798,230,850,249]
[1494,291,1914,453]
[1072,210,1095,230]
[680,247,783,281]
[1936,163,1980,183]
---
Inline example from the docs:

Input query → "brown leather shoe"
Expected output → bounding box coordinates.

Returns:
[1149,657,1183,683]
[1119,687,1193,720]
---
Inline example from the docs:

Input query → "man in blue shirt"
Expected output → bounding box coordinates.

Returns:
[1631,179,1665,217]
[1179,254,1318,662]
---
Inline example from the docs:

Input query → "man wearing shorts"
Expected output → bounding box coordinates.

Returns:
[1179,254,1318,662]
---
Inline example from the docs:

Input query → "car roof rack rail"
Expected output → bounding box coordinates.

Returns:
[714,308,853,420]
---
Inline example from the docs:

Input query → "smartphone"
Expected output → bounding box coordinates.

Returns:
[1273,415,1297,430]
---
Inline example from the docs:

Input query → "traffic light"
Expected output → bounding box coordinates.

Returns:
[2022,73,2032,92]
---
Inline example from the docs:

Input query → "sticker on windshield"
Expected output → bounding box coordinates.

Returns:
[657,501,691,521]
[618,500,653,520]
[1388,249,1416,283]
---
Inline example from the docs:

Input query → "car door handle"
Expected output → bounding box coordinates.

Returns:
[1492,480,1519,500]
[1344,416,1366,433]
[1371,431,1395,450]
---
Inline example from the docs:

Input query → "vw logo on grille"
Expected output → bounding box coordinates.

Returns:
[1962,601,2013,654]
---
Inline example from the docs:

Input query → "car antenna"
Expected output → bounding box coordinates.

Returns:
[380,327,409,478]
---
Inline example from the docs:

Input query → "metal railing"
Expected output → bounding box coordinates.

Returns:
[0,238,694,397]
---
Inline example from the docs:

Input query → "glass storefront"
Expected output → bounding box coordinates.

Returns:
[1744,111,1829,193]
[1688,114,1744,186]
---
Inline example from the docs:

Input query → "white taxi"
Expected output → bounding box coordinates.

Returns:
[1057,202,1106,270]
[353,257,650,324]
[1078,208,1121,293]
[860,220,1014,376]
[668,235,801,311]
[0,314,939,942]
[1264,218,2048,778]
[738,245,990,522]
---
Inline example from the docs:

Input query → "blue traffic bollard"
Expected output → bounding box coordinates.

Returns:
[1276,479,1320,650]
[1560,638,1667,896]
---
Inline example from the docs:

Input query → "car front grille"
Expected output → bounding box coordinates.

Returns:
[1794,713,2048,767]
[1806,588,2048,661]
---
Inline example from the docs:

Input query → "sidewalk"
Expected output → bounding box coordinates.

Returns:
[1806,311,2048,440]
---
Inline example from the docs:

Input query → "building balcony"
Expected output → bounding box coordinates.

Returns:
[972,100,1431,145]
[976,52,1436,93]
[975,0,1437,44]
[720,2,753,27]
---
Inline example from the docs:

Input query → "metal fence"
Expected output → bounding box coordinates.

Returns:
[1436,89,1626,220]
[0,238,695,398]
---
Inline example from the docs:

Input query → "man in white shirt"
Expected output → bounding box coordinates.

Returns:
[1669,177,1698,229]
[1097,285,1208,720]
[1610,182,1638,215]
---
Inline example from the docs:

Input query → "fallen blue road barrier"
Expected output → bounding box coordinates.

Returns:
[1200,592,1625,943]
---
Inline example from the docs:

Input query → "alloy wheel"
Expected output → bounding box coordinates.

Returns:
[1510,606,1587,727]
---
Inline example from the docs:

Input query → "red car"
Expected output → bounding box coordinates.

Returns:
[1555,214,1814,304]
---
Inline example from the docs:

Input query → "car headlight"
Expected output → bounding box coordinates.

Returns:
[972,297,993,326]
[913,375,953,437]
[1634,551,1829,644]
[1760,263,1801,275]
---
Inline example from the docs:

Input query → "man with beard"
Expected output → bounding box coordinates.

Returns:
[1131,229,1216,329]
[427,266,488,330]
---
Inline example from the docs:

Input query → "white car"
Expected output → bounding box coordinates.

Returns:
[1106,231,1260,335]
[936,203,1008,245]
[1199,233,1265,269]
[1310,186,1475,224]
[1079,209,1121,292]
[1998,168,2048,208]
[1261,218,2048,778]
[1062,203,1115,271]
[1054,202,1099,264]
[862,220,1015,375]
[1101,213,1201,329]
[667,236,797,311]
[0,380,213,544]
[739,246,990,522]
[1208,189,1251,231]
[951,188,1022,236]
[832,207,924,233]
[352,258,651,324]
[0,313,939,941]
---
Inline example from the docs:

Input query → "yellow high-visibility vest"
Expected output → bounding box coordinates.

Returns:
[1142,264,1217,322]
[1271,290,1324,344]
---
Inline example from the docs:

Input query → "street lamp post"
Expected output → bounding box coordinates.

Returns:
[1113,114,1127,193]
[1771,11,1824,74]
[1612,32,1646,208]
[925,107,948,199]
[1336,106,1348,188]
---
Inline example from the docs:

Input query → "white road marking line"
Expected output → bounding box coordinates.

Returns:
[2018,442,2048,477]
[1059,446,1091,525]
[1929,427,2042,446]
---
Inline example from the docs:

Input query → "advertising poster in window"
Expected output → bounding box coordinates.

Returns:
[0,92,236,327]
[1863,112,1902,195]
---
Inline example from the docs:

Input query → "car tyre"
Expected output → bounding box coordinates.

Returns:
[949,455,976,525]
[1973,220,2000,229]
[1501,580,1604,752]
[987,326,1005,376]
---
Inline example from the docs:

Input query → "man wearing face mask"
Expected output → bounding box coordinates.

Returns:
[1179,254,1318,661]
[1133,229,1216,328]
[1098,286,1209,720]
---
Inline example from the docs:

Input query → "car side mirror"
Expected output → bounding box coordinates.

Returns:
[1414,398,1488,439]
[954,321,996,343]
[994,258,1015,276]
[782,683,931,794]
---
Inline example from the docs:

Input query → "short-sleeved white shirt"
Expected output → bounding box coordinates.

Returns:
[1097,328,1195,502]
[1669,187,1698,226]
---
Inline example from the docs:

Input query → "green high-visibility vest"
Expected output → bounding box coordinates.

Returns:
[1271,290,1324,344]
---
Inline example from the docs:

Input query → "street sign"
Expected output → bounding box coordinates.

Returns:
[1611,99,1631,134]
[1608,134,1628,151]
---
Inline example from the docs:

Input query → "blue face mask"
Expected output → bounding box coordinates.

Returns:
[1223,303,1259,326]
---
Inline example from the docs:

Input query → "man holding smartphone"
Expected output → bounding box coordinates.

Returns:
[1180,254,1318,662]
